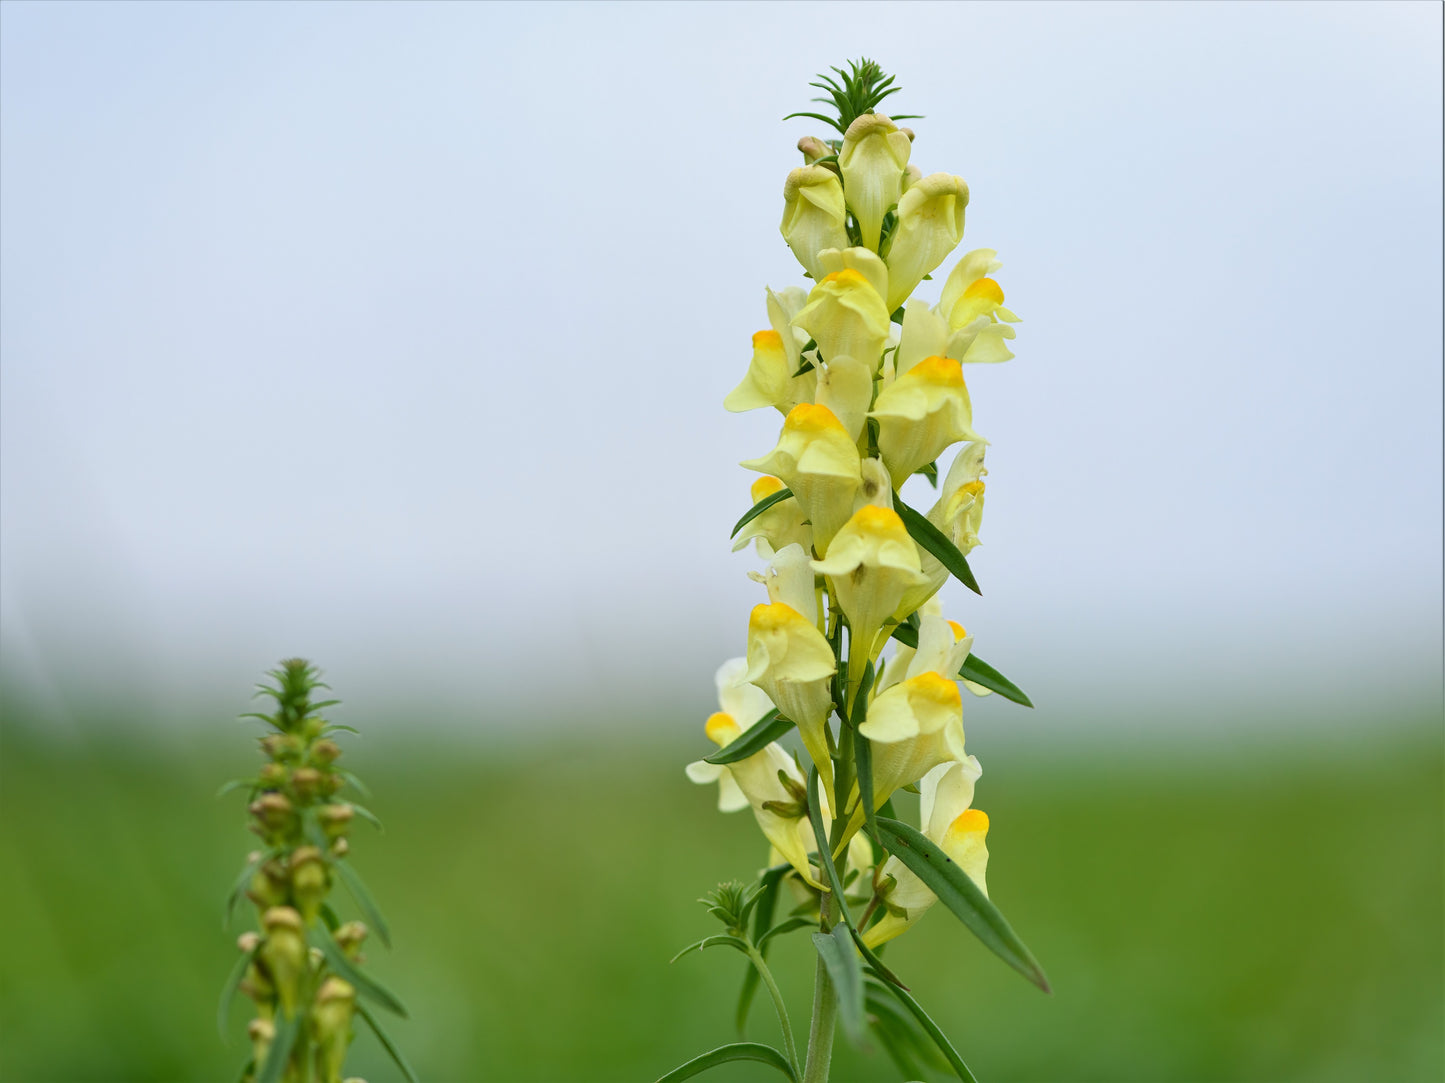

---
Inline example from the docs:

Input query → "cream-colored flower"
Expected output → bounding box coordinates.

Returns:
[884,173,969,311]
[862,757,989,948]
[740,403,862,556]
[781,166,849,282]
[869,356,983,488]
[732,476,813,560]
[816,246,889,309]
[814,355,873,443]
[811,505,926,689]
[767,286,813,375]
[839,113,912,252]
[723,330,795,414]
[894,442,987,619]
[937,249,1020,364]
[792,269,891,372]
[878,608,974,694]
[749,542,820,627]
[685,658,779,813]
[745,602,837,798]
[859,671,966,808]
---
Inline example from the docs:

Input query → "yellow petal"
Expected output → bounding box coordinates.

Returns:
[870,356,983,488]
[839,113,912,251]
[884,173,969,311]
[780,166,849,282]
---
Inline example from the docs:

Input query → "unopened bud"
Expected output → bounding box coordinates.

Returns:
[797,135,832,164]
[335,921,368,959]
[249,792,294,835]
[237,931,261,955]
[248,1017,276,1067]
[246,859,288,909]
[318,803,354,840]
[258,762,287,788]
[330,837,350,858]
[290,767,322,802]
[260,734,302,761]
[261,907,307,1016]
[899,127,915,142]
[309,739,342,766]
[289,846,328,922]
[312,976,357,1080]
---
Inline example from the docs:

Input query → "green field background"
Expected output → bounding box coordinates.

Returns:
[1,707,1440,1083]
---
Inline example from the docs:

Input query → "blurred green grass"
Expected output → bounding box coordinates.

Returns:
[0,711,1440,1083]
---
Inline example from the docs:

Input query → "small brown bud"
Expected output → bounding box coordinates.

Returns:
[334,921,368,958]
[318,803,354,840]
[797,135,832,163]
[258,762,287,787]
[237,931,261,955]
[249,792,294,833]
[330,837,350,858]
[290,846,328,922]
[261,907,306,1016]
[291,767,322,801]
[248,1017,276,1067]
[309,739,342,766]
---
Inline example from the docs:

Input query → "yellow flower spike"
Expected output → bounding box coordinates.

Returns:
[814,355,873,443]
[791,268,892,373]
[811,504,926,696]
[869,356,984,489]
[884,173,970,311]
[861,757,986,949]
[744,602,837,799]
[740,403,862,556]
[816,246,890,308]
[732,476,813,559]
[780,165,850,282]
[839,113,912,252]
[859,672,967,809]
[724,330,793,413]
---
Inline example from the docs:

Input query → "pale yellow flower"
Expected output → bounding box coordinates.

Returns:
[732,475,813,560]
[740,403,862,556]
[884,173,969,311]
[792,268,892,372]
[859,672,966,809]
[781,165,849,282]
[839,113,912,252]
[745,602,837,798]
[870,356,983,488]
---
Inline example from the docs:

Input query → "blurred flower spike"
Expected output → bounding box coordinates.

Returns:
[218,660,418,1083]
[664,58,1048,1083]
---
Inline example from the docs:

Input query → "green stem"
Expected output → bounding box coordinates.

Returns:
[746,945,800,1081]
[802,892,837,1083]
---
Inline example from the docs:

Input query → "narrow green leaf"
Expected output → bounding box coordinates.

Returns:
[215,778,255,799]
[323,723,361,735]
[255,1009,300,1083]
[356,1002,421,1083]
[756,916,815,951]
[331,858,392,949]
[336,769,372,798]
[890,306,906,325]
[670,934,750,964]
[959,654,1034,707]
[889,622,919,649]
[865,975,978,1083]
[915,460,939,488]
[654,1042,796,1082]
[216,946,255,1040]
[704,711,793,765]
[875,816,1050,992]
[812,924,866,1046]
[731,488,794,540]
[791,359,815,377]
[866,985,950,1075]
[311,930,409,1017]
[849,661,878,844]
[349,802,385,831]
[782,110,845,134]
[894,496,981,595]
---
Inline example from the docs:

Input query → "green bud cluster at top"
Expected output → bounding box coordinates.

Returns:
[219,660,416,1083]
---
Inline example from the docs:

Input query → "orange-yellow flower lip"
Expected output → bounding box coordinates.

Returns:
[784,402,846,433]
[908,356,966,386]
[753,329,784,350]
[819,268,870,289]
[751,475,786,503]
[951,808,989,835]
[705,711,740,746]
[962,277,1005,305]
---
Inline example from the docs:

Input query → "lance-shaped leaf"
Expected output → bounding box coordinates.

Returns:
[654,1042,797,1082]
[356,1003,421,1083]
[864,972,978,1083]
[811,923,866,1047]
[255,1009,301,1083]
[310,929,409,1017]
[960,655,1034,707]
[893,494,981,595]
[704,710,794,765]
[849,660,879,843]
[875,815,1050,992]
[731,487,795,539]
[865,982,950,1078]
[670,935,750,964]
[331,858,392,949]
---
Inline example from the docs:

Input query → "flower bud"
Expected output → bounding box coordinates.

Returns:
[331,837,351,859]
[289,847,328,923]
[260,907,307,1017]
[249,792,294,836]
[309,739,342,766]
[839,113,912,251]
[237,931,262,955]
[246,859,289,910]
[260,734,302,762]
[290,767,322,802]
[312,976,357,1082]
[780,165,849,281]
[797,135,833,164]
[248,1018,276,1069]
[258,762,287,788]
[335,921,369,959]
[318,803,354,840]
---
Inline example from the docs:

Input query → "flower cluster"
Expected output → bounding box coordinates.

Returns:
[220,660,414,1083]
[689,82,1022,950]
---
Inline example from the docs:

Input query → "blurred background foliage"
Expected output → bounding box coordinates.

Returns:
[2,699,1439,1082]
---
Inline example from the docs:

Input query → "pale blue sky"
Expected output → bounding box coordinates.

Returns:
[2,1,1440,734]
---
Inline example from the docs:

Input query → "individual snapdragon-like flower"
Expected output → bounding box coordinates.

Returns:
[732,476,812,559]
[869,355,983,488]
[741,403,862,556]
[686,658,780,813]
[781,166,850,282]
[839,113,912,252]
[884,173,969,311]
[894,442,987,618]
[862,758,989,948]
[810,503,926,690]
[877,606,974,694]
[792,268,892,371]
[859,671,967,810]
[725,331,807,414]
[744,602,837,798]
